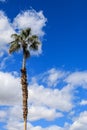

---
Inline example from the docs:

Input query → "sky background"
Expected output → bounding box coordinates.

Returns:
[0,0,87,130]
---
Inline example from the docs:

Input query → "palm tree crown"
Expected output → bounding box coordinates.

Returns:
[9,28,41,68]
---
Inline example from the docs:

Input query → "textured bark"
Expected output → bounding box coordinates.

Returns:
[21,68,28,125]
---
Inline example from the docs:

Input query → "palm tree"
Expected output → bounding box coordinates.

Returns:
[9,28,41,130]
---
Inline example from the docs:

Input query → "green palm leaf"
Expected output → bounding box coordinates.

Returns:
[29,35,38,43]
[20,28,31,40]
[9,42,20,53]
[30,41,40,50]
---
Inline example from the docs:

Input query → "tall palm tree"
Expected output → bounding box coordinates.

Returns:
[9,28,41,130]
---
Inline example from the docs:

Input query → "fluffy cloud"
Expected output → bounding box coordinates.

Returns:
[42,68,66,87]
[7,105,63,122]
[0,110,7,122]
[80,100,87,105]
[6,121,66,130]
[29,83,73,112]
[0,71,21,105]
[0,56,10,69]
[70,111,87,130]
[65,71,87,88]
[29,105,63,121]
[0,11,15,52]
[13,9,47,37]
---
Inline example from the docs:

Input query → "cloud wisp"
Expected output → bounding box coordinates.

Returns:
[0,0,6,2]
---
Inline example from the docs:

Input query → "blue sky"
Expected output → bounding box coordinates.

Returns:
[0,0,87,130]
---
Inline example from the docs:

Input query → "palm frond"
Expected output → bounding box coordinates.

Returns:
[30,41,41,50]
[9,41,15,44]
[9,42,21,54]
[28,35,39,44]
[20,28,31,40]
[29,35,38,41]
[32,35,38,39]
[25,28,31,36]
[11,34,21,42]
[11,34,18,39]
[20,30,26,40]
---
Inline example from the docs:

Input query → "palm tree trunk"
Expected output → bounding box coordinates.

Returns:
[22,51,26,69]
[21,50,28,130]
[24,119,27,130]
[21,68,28,130]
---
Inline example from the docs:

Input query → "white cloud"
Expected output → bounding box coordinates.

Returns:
[0,71,21,105]
[5,105,63,122]
[0,56,10,69]
[6,121,66,130]
[70,111,87,130]
[13,9,47,37]
[65,71,87,89]
[0,11,15,51]
[0,51,4,57]
[0,110,7,122]
[29,83,73,112]
[29,105,63,121]
[80,100,87,105]
[40,68,66,87]
[45,125,66,130]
